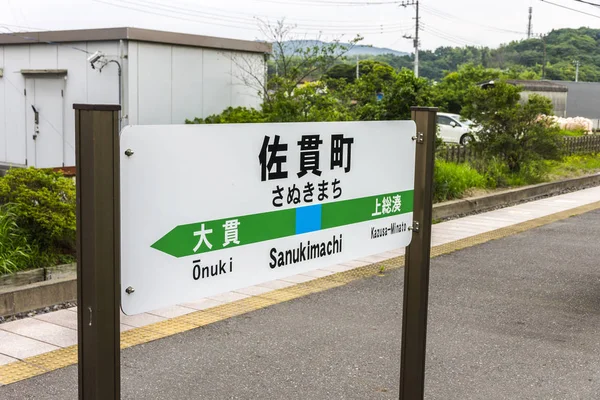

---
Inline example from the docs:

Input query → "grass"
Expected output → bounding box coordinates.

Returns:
[433,153,600,204]
[434,160,486,203]
[558,129,588,137]
[546,154,600,179]
[0,204,34,275]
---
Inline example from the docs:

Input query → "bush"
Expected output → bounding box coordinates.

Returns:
[434,160,486,202]
[504,161,549,186]
[471,157,549,188]
[186,107,268,124]
[468,157,507,189]
[463,82,563,173]
[0,168,76,257]
[0,204,34,274]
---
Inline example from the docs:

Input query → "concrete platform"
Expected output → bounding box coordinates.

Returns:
[0,185,599,387]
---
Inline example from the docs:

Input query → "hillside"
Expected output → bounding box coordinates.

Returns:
[339,27,600,82]
[282,40,407,57]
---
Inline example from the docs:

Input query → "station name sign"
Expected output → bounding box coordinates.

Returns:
[120,121,416,315]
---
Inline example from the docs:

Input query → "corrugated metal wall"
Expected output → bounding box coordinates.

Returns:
[520,90,568,118]
[552,81,600,120]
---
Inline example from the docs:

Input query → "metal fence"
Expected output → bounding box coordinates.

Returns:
[439,135,600,164]
[563,135,600,156]
[437,144,481,164]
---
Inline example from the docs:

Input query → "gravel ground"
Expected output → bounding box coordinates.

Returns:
[0,301,77,325]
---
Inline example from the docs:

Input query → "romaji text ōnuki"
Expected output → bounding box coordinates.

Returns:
[259,134,354,182]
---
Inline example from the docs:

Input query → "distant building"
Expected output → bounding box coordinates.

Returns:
[478,80,568,118]
[506,80,568,118]
[551,81,600,127]
[0,27,271,168]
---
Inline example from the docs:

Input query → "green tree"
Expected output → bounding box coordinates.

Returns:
[380,69,435,120]
[462,81,562,173]
[186,107,267,124]
[325,63,356,82]
[265,80,354,122]
[434,64,503,114]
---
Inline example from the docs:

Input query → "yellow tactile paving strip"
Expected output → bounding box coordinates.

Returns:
[1,200,599,386]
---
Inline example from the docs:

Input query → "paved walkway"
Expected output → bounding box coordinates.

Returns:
[2,201,600,399]
[0,185,599,383]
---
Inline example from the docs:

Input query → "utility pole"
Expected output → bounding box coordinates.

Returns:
[535,33,547,79]
[542,34,547,79]
[401,0,420,77]
[574,60,580,82]
[527,7,533,39]
[356,54,360,80]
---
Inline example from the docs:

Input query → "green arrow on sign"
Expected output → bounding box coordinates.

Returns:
[151,190,414,258]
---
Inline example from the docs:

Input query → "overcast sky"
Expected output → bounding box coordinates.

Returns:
[1,0,599,52]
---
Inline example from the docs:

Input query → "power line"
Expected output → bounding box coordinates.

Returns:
[539,0,600,18]
[92,0,410,35]
[139,0,410,29]
[424,23,484,46]
[420,23,483,47]
[129,0,411,29]
[421,4,526,35]
[91,0,259,31]
[573,0,600,7]
[249,0,403,6]
[132,0,409,27]
[0,21,46,31]
[0,26,91,54]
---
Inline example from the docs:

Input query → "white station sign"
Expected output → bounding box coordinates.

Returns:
[120,121,416,315]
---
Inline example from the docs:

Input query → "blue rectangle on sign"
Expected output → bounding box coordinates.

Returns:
[296,205,322,234]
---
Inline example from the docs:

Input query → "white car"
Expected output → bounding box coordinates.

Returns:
[437,113,477,145]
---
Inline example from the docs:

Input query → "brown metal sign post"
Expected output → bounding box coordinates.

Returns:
[74,104,121,400]
[399,107,438,400]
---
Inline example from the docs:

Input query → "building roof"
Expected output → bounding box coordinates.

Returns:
[0,27,272,54]
[506,80,568,93]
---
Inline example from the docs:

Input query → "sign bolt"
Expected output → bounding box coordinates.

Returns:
[412,132,424,143]
[125,286,135,294]
[124,149,134,157]
[408,221,421,233]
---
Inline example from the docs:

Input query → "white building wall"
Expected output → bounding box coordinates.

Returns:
[0,41,120,167]
[171,46,203,124]
[137,42,172,125]
[85,41,120,104]
[202,50,233,118]
[0,39,265,167]
[2,45,28,165]
[231,52,265,109]
[127,41,264,125]
[58,42,91,167]
[0,47,5,163]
